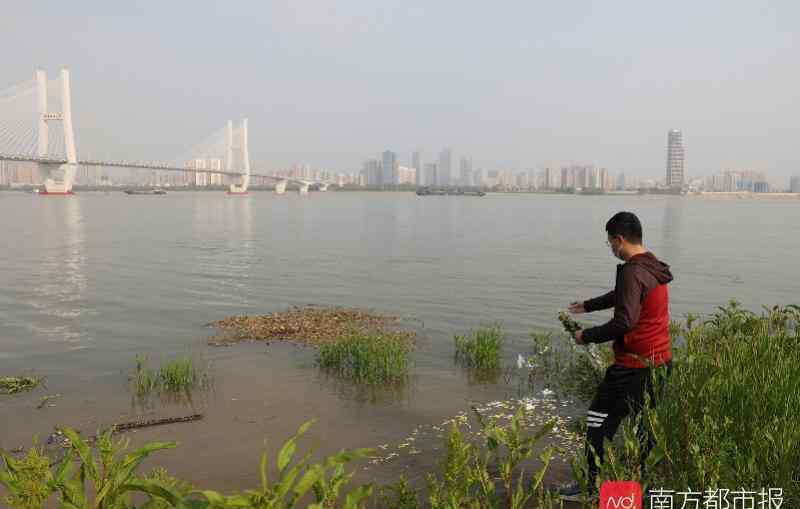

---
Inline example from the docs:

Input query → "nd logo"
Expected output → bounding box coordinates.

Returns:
[600,481,642,509]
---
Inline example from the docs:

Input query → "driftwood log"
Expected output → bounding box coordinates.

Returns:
[11,414,206,454]
[111,413,203,432]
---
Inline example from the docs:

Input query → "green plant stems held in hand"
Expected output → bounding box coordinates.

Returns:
[559,311,582,335]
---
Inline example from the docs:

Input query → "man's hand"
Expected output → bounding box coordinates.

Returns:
[573,329,585,345]
[568,301,586,314]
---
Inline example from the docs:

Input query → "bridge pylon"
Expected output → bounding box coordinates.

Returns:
[227,118,250,194]
[38,68,78,195]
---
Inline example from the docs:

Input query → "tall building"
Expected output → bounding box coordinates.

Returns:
[438,148,452,187]
[570,165,591,189]
[397,166,416,185]
[424,163,438,186]
[600,168,612,190]
[666,129,685,188]
[412,151,423,187]
[458,157,473,186]
[753,181,769,193]
[560,167,572,189]
[363,159,381,186]
[382,150,398,186]
[791,176,800,193]
[541,168,553,189]
[616,173,626,190]
[473,168,485,187]
[0,160,9,186]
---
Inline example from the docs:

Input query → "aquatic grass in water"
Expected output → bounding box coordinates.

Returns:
[318,330,412,385]
[454,325,504,370]
[0,376,42,395]
[132,355,209,397]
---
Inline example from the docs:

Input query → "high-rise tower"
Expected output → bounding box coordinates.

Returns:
[666,129,684,188]
[438,148,452,186]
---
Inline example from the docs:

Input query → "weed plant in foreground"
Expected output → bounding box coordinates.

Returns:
[454,325,504,371]
[317,330,413,385]
[0,421,375,509]
[1,410,565,509]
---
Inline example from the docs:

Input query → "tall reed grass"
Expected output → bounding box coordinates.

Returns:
[132,355,210,397]
[317,330,412,385]
[454,325,504,370]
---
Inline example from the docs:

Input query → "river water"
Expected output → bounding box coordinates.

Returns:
[0,191,798,491]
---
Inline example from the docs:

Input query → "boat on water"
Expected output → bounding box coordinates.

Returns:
[124,188,167,195]
[416,187,485,197]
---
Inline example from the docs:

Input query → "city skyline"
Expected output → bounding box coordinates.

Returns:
[2,2,798,178]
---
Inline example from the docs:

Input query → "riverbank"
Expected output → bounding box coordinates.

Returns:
[3,302,798,508]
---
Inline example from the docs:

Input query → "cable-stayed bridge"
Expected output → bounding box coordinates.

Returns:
[0,68,329,195]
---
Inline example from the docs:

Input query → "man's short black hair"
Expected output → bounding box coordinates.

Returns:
[606,211,643,244]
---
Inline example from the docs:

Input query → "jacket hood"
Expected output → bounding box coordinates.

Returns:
[628,252,673,285]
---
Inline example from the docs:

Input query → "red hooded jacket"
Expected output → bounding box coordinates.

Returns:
[582,252,673,369]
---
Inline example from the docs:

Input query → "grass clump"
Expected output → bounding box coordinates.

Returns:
[318,330,412,385]
[454,326,504,371]
[0,376,42,395]
[132,355,209,397]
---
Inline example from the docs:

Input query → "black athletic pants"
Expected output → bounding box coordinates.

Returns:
[585,361,672,484]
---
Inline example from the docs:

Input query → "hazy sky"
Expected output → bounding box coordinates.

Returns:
[3,1,798,179]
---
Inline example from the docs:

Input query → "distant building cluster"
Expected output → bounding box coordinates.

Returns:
[0,160,42,186]
[701,170,769,193]
[270,163,356,185]
[357,148,628,192]
[362,150,419,187]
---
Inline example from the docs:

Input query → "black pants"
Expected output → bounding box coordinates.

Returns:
[585,362,671,483]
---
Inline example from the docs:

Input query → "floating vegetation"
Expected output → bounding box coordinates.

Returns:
[208,305,413,346]
[558,311,582,335]
[453,325,504,370]
[36,394,60,409]
[318,330,413,385]
[0,376,42,395]
[131,355,210,398]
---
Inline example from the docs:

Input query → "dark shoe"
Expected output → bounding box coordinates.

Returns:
[558,482,597,502]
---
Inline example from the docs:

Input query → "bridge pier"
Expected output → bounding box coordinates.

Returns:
[298,183,310,195]
[228,119,250,194]
[38,68,78,195]
[274,180,287,194]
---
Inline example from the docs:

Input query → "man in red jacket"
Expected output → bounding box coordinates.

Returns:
[559,211,673,501]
